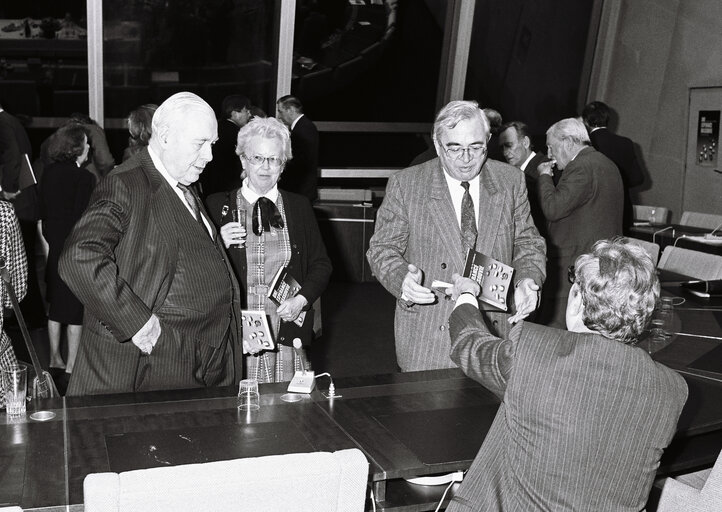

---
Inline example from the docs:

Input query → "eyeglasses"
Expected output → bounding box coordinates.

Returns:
[443,144,487,160]
[567,265,576,284]
[244,154,285,168]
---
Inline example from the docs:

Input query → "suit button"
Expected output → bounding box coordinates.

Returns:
[280,336,285,342]
[439,325,446,331]
[492,320,499,327]
[441,263,447,269]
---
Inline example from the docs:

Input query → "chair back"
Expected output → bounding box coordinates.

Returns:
[657,449,722,512]
[634,205,670,225]
[679,211,722,231]
[657,246,722,280]
[84,448,369,512]
[627,237,660,265]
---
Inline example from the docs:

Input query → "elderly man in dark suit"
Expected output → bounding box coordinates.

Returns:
[276,95,319,202]
[59,92,243,396]
[583,101,644,230]
[367,100,546,371]
[445,238,688,512]
[536,117,623,327]
[499,121,551,236]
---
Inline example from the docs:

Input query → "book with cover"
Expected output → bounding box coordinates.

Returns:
[19,154,37,190]
[462,248,515,311]
[267,266,306,327]
[240,310,274,352]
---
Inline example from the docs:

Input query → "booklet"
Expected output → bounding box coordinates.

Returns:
[462,249,515,311]
[267,266,306,327]
[240,310,274,352]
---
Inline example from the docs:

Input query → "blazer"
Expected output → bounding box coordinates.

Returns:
[590,128,644,229]
[0,110,37,221]
[447,304,688,512]
[205,188,332,346]
[281,115,319,202]
[367,157,546,371]
[59,148,244,395]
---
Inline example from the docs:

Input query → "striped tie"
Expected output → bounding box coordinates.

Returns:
[177,183,210,238]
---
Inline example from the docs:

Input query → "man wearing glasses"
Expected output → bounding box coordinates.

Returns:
[367,100,546,372]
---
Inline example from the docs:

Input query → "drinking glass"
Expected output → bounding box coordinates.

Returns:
[231,208,247,249]
[238,378,260,410]
[2,364,27,417]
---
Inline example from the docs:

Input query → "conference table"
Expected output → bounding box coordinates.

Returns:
[2,273,722,511]
[629,223,722,255]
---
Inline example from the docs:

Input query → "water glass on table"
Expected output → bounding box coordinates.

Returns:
[238,378,260,410]
[2,363,27,417]
[231,207,247,249]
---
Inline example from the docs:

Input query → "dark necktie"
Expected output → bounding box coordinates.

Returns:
[177,183,210,238]
[252,196,285,236]
[460,181,477,251]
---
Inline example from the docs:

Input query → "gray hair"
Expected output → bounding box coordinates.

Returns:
[546,117,590,146]
[432,100,490,146]
[572,237,660,342]
[151,92,215,137]
[236,116,292,161]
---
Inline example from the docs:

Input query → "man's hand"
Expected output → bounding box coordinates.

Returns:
[401,264,435,305]
[450,272,480,301]
[132,314,161,354]
[277,295,308,323]
[508,278,540,324]
[537,160,555,177]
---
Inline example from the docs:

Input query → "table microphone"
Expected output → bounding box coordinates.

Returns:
[705,221,722,239]
[287,338,315,393]
[653,225,675,245]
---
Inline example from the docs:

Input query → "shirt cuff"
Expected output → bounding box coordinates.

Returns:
[454,292,479,310]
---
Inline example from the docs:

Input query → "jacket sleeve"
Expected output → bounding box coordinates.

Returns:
[538,163,593,222]
[449,303,519,400]
[509,169,547,287]
[366,173,410,298]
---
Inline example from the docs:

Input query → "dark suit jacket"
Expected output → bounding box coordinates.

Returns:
[537,147,623,326]
[205,188,332,346]
[200,119,242,197]
[590,127,644,230]
[367,157,546,371]
[59,148,244,395]
[520,151,550,237]
[0,110,37,221]
[281,115,319,202]
[447,304,688,512]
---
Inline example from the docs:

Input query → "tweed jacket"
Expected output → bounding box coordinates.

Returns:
[447,304,688,512]
[59,148,244,395]
[367,157,546,371]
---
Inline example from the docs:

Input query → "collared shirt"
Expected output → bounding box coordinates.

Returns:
[241,178,279,204]
[442,171,480,228]
[148,146,212,235]
[290,113,304,131]
[519,151,537,172]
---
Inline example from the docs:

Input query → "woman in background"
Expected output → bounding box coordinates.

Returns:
[206,117,331,382]
[122,103,157,162]
[40,124,94,384]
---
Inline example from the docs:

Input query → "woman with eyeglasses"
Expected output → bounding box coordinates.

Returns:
[206,116,331,383]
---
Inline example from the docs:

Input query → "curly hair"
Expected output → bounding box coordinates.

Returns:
[47,124,88,163]
[573,238,659,342]
[235,116,292,161]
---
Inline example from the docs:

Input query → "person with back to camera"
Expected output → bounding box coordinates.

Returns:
[205,116,331,383]
[122,104,158,162]
[40,124,95,388]
[445,237,688,512]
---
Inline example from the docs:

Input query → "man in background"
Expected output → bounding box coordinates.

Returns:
[499,121,551,236]
[536,117,623,327]
[60,92,243,396]
[367,100,546,372]
[200,94,251,197]
[446,238,687,512]
[276,95,319,202]
[582,101,644,230]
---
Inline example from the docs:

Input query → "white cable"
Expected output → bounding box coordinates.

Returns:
[370,488,377,512]
[435,479,455,512]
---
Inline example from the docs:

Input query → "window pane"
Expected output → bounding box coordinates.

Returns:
[0,3,88,117]
[102,0,277,121]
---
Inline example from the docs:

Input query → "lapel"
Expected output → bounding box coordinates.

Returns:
[476,161,503,255]
[428,163,466,270]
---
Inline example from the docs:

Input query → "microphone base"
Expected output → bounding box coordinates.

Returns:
[287,370,315,393]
